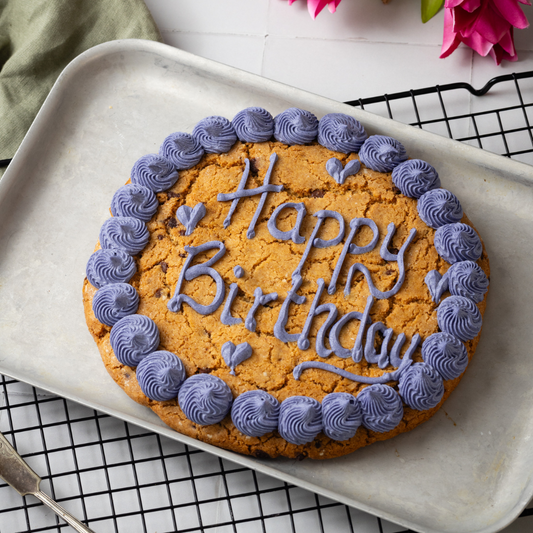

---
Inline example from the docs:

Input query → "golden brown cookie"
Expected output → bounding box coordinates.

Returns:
[83,118,489,460]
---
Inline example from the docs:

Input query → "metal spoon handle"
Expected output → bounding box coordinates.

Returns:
[33,490,95,533]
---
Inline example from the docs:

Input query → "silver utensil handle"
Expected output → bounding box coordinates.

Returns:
[33,490,95,533]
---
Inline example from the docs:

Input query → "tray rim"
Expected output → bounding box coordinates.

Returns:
[1,38,533,533]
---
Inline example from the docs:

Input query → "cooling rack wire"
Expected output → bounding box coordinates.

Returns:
[1,71,533,533]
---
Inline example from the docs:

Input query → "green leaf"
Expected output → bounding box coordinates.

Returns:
[421,0,444,23]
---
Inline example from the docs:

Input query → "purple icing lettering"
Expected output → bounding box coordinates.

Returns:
[267,202,307,244]
[328,217,379,295]
[245,287,278,332]
[217,154,283,237]
[298,278,327,350]
[273,276,306,343]
[364,322,394,369]
[293,333,420,383]
[344,224,416,299]
[291,210,345,282]
[329,295,374,361]
[390,333,421,367]
[221,283,242,326]
[167,241,226,315]
[314,303,338,358]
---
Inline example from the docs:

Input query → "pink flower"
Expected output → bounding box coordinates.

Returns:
[287,0,343,19]
[440,0,531,64]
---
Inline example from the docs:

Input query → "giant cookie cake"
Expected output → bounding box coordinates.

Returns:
[83,107,490,459]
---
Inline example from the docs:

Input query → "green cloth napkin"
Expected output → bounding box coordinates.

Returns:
[0,0,161,167]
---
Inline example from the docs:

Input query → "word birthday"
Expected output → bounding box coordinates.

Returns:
[166,154,421,383]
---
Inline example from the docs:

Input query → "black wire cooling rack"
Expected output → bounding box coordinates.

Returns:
[1,71,533,533]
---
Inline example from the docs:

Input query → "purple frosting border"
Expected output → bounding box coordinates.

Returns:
[88,107,486,445]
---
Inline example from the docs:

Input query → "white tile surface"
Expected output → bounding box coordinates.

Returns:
[161,31,265,74]
[261,36,474,101]
[266,0,447,45]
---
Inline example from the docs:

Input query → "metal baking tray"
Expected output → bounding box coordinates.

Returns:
[1,39,532,533]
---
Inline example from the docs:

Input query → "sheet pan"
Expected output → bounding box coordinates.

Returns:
[1,40,532,533]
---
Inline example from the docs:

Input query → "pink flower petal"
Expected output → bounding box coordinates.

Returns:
[453,6,480,35]
[489,40,518,63]
[463,30,494,55]
[461,0,482,12]
[472,1,511,44]
[308,0,330,18]
[499,26,517,53]
[492,0,530,28]
[518,0,532,6]
[441,8,463,57]
[328,0,342,13]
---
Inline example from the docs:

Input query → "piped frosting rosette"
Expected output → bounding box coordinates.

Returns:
[159,132,204,169]
[422,332,468,380]
[417,188,463,229]
[99,217,149,255]
[86,248,136,289]
[92,282,139,326]
[111,184,158,222]
[434,222,483,264]
[359,135,408,173]
[137,351,186,402]
[322,393,362,441]
[274,108,319,145]
[447,260,489,303]
[192,116,237,154]
[278,396,322,445]
[357,385,403,433]
[232,107,275,143]
[398,363,444,411]
[110,314,160,367]
[437,295,483,342]
[178,374,233,425]
[231,390,280,437]
[318,113,367,153]
[391,159,441,198]
[131,154,179,192]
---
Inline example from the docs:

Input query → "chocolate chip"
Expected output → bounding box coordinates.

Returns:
[179,252,186,258]
[389,247,399,255]
[179,229,186,236]
[198,368,211,374]
[249,158,259,176]
[165,217,178,228]
[253,450,271,459]
[392,186,401,194]
[296,452,308,461]
[386,269,394,275]
[314,440,322,449]
[154,288,162,298]
[167,191,180,199]
[157,234,164,240]
[310,189,325,198]
[160,261,168,273]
